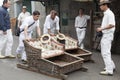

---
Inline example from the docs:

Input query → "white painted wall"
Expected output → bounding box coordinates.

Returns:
[0,0,3,6]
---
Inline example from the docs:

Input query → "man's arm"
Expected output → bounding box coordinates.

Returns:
[86,15,90,20]
[37,26,41,37]
[97,24,115,32]
[23,19,29,39]
[36,20,41,36]
[97,13,115,32]
[75,17,78,27]
[0,12,7,34]
[24,26,29,40]
[56,17,60,34]
[44,15,51,34]
[17,20,21,28]
[17,13,22,27]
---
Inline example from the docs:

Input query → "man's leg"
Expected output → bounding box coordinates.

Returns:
[16,33,25,59]
[76,28,86,49]
[100,36,115,75]
[0,34,7,58]
[21,33,32,61]
[21,51,27,61]
[5,29,14,57]
[79,30,86,49]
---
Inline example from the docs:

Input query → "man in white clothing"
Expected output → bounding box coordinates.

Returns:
[17,6,30,28]
[75,8,90,49]
[16,11,41,62]
[43,10,60,35]
[97,0,115,76]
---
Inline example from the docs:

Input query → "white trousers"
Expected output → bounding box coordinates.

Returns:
[0,29,13,56]
[16,32,32,60]
[76,28,86,49]
[101,33,115,74]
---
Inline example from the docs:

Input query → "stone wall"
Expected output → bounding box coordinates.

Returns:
[111,0,120,54]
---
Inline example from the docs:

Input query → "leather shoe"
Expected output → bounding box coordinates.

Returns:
[100,71,113,76]
[5,55,15,58]
[0,55,5,59]
[16,54,21,59]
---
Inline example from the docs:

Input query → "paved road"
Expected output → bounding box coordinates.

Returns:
[0,36,120,80]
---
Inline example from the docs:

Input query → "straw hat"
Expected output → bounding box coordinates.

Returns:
[22,6,27,9]
[99,0,111,5]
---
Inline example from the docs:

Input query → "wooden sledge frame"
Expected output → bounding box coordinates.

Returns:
[17,63,88,80]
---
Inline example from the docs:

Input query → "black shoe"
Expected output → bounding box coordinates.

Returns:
[21,60,27,64]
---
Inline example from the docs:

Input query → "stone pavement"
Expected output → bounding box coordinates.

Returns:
[0,36,120,80]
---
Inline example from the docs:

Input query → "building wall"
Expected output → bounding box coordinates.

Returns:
[0,0,4,6]
[111,0,120,54]
[31,1,46,36]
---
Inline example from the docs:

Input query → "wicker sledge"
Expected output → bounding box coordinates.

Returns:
[52,34,92,61]
[17,38,84,80]
[66,48,92,61]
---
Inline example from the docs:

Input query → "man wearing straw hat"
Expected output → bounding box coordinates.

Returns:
[96,0,115,76]
[17,6,30,28]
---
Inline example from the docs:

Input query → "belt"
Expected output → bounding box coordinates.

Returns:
[77,27,86,29]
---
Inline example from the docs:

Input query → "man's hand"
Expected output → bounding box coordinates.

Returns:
[96,27,102,32]
[25,37,30,41]
[3,31,7,35]
[50,33,55,36]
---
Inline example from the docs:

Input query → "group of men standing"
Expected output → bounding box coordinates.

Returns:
[0,0,116,76]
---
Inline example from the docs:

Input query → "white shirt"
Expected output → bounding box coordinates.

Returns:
[20,16,40,33]
[18,12,30,23]
[101,8,115,34]
[43,14,60,34]
[75,15,90,28]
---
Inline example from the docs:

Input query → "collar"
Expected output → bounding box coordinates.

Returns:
[2,5,8,10]
[104,8,110,15]
[22,12,27,14]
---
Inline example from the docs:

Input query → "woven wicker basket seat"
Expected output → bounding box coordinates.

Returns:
[42,50,64,59]
[51,34,78,50]
[25,38,65,59]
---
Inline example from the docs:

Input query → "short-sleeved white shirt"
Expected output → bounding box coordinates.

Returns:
[101,8,115,34]
[20,16,40,33]
[18,12,30,23]
[75,15,90,28]
[43,14,60,34]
